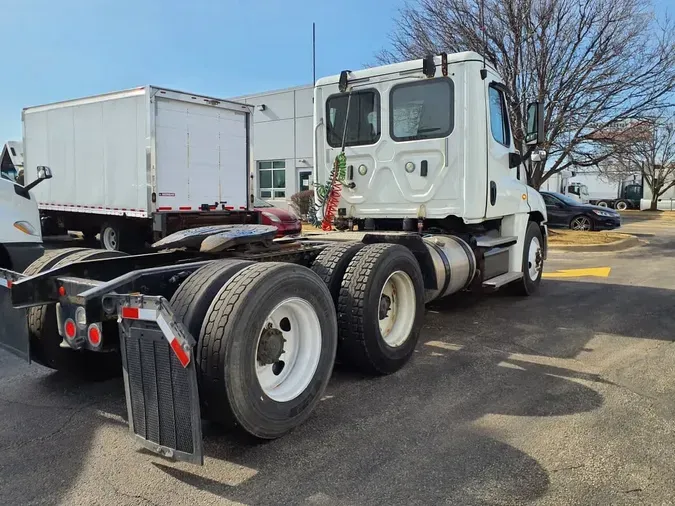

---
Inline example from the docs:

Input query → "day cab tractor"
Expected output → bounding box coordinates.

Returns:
[0,51,548,464]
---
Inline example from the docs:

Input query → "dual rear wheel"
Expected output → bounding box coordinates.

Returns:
[169,243,425,439]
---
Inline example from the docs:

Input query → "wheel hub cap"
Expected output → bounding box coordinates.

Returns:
[257,324,286,365]
[379,294,392,320]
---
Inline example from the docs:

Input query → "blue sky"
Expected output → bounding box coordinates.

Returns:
[1,0,670,143]
[0,0,404,142]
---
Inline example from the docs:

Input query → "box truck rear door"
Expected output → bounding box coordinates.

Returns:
[155,98,248,212]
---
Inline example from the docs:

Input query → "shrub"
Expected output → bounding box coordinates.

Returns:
[291,189,314,218]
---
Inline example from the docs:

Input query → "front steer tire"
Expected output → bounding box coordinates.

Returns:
[510,221,544,296]
[337,243,425,375]
[198,262,337,439]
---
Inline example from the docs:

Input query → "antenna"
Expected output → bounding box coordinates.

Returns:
[480,0,487,80]
[312,22,316,86]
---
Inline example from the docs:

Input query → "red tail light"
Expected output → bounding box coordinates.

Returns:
[87,324,102,347]
[64,319,77,340]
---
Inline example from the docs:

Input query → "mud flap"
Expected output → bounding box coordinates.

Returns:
[105,294,204,465]
[0,271,30,362]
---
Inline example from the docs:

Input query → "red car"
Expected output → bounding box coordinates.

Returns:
[255,197,302,237]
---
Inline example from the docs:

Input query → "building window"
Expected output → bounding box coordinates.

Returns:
[390,79,454,142]
[9,147,16,156]
[258,160,286,199]
[489,86,511,147]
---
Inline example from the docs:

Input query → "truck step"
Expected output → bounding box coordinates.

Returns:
[476,236,518,248]
[482,271,523,288]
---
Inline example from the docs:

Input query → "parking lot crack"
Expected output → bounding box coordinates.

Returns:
[102,476,161,506]
[552,463,585,473]
[0,401,95,452]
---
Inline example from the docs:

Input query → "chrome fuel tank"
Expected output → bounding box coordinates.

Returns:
[423,235,476,302]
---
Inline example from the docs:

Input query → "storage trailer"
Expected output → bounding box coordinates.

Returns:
[23,86,257,251]
[0,52,548,465]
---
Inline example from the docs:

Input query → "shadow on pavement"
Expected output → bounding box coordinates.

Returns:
[3,278,675,505]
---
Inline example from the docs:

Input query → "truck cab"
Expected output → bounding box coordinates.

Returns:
[0,166,51,272]
[313,51,546,227]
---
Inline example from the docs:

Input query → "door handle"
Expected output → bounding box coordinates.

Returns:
[490,181,497,205]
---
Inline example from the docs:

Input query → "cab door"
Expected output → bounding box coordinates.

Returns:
[485,79,522,218]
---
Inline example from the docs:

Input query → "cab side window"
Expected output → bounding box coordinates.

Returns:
[488,86,511,147]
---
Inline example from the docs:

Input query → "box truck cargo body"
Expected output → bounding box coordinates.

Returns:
[22,86,256,250]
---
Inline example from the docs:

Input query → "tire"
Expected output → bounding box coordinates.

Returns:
[100,221,143,252]
[570,215,593,231]
[510,221,544,296]
[26,248,127,377]
[169,259,254,338]
[596,201,609,208]
[198,262,337,439]
[22,247,89,276]
[310,242,365,306]
[337,243,424,375]
[615,200,629,211]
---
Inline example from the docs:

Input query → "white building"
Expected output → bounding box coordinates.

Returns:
[231,85,314,210]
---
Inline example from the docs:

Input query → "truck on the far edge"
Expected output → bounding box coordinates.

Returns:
[23,87,257,251]
[0,52,548,465]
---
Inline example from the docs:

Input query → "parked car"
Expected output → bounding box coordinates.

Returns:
[254,197,302,236]
[540,191,621,231]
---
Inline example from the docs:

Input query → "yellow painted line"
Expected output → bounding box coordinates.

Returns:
[542,267,611,279]
[425,341,463,351]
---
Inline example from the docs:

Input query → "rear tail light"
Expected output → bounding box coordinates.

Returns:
[64,319,77,341]
[87,323,102,347]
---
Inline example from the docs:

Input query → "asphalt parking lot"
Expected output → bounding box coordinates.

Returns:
[2,219,675,506]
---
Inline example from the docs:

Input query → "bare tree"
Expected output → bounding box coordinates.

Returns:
[377,0,675,188]
[607,114,675,209]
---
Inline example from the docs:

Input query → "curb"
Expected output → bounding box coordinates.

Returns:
[549,235,640,252]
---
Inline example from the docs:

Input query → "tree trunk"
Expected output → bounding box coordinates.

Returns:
[650,196,658,211]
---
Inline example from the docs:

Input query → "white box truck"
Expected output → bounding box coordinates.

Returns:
[22,86,256,251]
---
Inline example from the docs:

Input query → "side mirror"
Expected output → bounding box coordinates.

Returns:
[509,152,522,168]
[37,165,53,180]
[23,165,53,192]
[526,101,545,145]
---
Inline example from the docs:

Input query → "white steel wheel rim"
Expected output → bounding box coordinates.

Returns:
[378,270,416,347]
[527,236,542,281]
[572,217,590,231]
[255,297,322,403]
[103,227,118,250]
[598,201,608,207]
[616,201,627,210]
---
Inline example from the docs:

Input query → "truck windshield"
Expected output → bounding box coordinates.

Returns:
[326,90,380,148]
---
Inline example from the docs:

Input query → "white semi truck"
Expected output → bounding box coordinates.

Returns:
[23,87,257,251]
[0,52,548,464]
